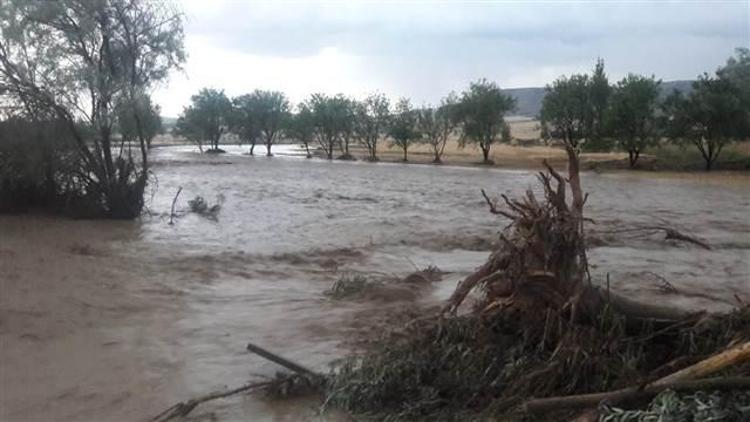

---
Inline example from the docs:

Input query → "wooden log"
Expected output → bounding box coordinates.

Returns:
[246,341,320,377]
[524,376,750,414]
[525,341,750,414]
[652,341,750,386]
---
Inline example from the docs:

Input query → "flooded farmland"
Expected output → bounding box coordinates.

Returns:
[1,145,748,421]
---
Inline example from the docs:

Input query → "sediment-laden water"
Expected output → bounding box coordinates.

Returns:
[1,145,748,421]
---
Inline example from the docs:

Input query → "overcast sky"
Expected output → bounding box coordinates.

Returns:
[153,0,749,117]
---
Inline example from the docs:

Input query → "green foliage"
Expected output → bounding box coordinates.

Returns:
[540,61,610,150]
[232,90,289,156]
[0,0,185,218]
[455,79,516,163]
[354,93,390,161]
[176,88,232,152]
[600,390,750,422]
[417,93,459,163]
[606,74,662,167]
[662,66,749,171]
[285,103,317,157]
[324,273,374,299]
[305,93,355,159]
[388,98,418,161]
[326,306,750,421]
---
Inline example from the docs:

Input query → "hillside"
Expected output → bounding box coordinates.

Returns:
[504,80,693,118]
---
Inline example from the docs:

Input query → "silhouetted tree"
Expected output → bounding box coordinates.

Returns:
[455,79,516,164]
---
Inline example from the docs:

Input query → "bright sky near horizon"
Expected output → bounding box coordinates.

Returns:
[152,0,749,117]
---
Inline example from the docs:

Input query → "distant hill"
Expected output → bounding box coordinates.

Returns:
[504,80,694,118]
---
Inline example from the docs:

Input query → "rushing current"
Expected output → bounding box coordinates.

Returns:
[1,144,748,421]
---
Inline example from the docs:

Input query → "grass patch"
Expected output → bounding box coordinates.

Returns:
[325,273,378,299]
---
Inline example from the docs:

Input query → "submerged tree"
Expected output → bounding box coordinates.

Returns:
[245,90,289,157]
[0,0,185,218]
[455,79,516,164]
[306,93,351,160]
[607,74,662,168]
[417,93,459,163]
[286,103,316,158]
[231,93,262,155]
[177,88,232,153]
[388,98,418,162]
[354,93,390,161]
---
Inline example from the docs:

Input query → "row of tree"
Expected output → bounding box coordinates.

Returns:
[176,49,749,171]
[175,80,516,164]
[541,50,749,170]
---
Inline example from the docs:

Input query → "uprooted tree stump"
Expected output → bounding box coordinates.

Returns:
[442,142,701,324]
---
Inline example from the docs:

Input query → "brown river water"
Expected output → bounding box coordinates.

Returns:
[1,145,749,421]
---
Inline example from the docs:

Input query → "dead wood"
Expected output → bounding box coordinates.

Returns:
[150,379,277,422]
[246,341,321,377]
[524,341,750,414]
[524,376,750,414]
[168,186,182,225]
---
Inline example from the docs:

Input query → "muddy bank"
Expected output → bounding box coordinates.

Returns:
[1,146,748,421]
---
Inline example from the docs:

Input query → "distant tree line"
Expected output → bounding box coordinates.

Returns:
[175,79,517,164]
[174,48,748,172]
[541,49,750,170]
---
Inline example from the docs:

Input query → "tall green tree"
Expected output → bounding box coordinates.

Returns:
[455,79,516,164]
[246,90,289,157]
[0,0,185,218]
[607,74,662,168]
[663,75,748,171]
[388,98,418,161]
[231,93,262,155]
[354,93,390,161]
[176,88,232,152]
[306,93,352,159]
[417,93,459,163]
[286,103,316,158]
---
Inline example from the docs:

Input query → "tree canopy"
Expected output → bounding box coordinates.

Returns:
[606,74,662,167]
[0,0,185,218]
[455,79,516,163]
[176,88,232,152]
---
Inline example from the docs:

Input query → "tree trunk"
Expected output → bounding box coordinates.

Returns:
[402,145,408,161]
[705,157,713,171]
[628,149,639,168]
[266,142,273,157]
[482,145,490,163]
[304,143,311,158]
[249,142,255,155]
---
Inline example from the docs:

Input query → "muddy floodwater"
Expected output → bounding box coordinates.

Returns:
[1,145,749,421]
